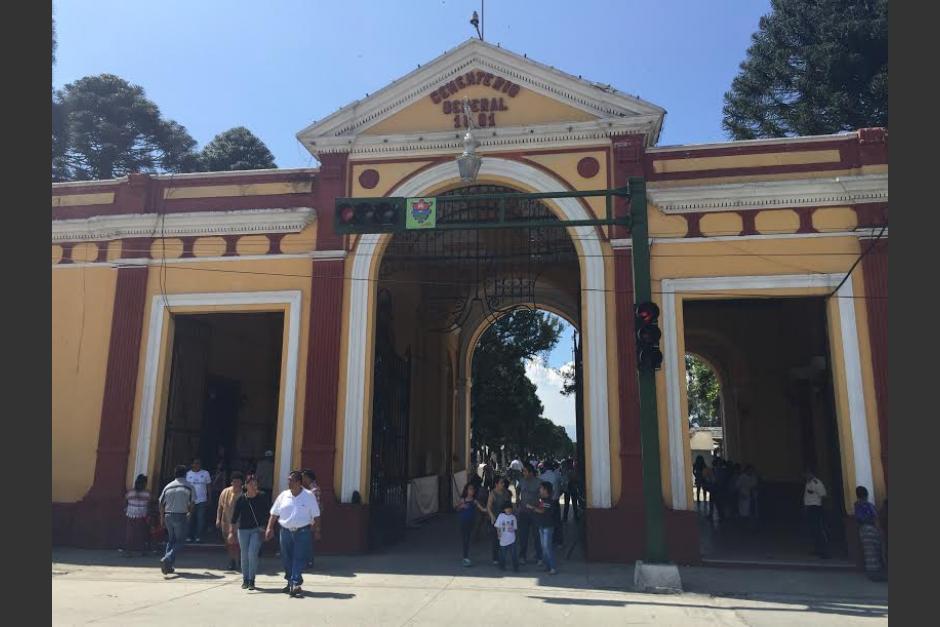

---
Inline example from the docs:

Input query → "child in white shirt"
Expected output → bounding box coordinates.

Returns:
[494,501,519,572]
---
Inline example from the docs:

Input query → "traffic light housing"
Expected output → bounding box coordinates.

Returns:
[634,301,663,371]
[334,197,405,234]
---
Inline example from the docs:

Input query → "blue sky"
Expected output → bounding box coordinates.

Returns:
[54,1,772,439]
[54,0,771,168]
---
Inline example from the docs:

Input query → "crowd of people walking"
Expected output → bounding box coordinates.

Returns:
[460,454,583,575]
[124,455,323,598]
[691,452,886,580]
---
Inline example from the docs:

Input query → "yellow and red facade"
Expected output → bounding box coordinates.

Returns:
[52,40,887,562]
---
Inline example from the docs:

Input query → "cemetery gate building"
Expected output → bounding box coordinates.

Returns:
[52,40,888,565]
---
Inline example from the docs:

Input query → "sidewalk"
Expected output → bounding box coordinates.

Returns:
[52,546,887,626]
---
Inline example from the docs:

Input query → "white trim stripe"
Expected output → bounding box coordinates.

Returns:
[647,174,887,214]
[52,207,316,243]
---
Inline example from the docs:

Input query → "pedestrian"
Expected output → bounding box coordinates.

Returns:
[255,450,275,493]
[216,471,244,571]
[495,500,519,572]
[527,481,558,575]
[456,482,487,566]
[486,477,512,565]
[803,469,830,558]
[210,460,227,536]
[230,474,271,590]
[854,486,886,580]
[516,463,543,565]
[301,469,323,569]
[539,461,563,545]
[481,457,495,492]
[508,456,523,491]
[557,460,569,521]
[735,465,759,524]
[693,455,706,505]
[265,470,321,598]
[701,461,716,517]
[565,460,583,522]
[185,457,212,543]
[124,474,151,557]
[158,465,194,575]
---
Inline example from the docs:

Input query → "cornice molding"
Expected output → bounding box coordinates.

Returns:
[647,174,888,214]
[51,207,316,243]
[297,39,665,156]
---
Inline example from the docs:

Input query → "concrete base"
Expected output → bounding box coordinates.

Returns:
[634,560,682,594]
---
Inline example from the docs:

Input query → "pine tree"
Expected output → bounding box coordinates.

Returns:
[722,0,887,139]
[199,126,277,172]
[53,74,200,180]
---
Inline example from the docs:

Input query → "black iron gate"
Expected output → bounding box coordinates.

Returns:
[368,294,412,549]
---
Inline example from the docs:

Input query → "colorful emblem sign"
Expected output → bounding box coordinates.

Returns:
[406,197,436,230]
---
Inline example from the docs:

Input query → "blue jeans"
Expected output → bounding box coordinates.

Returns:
[238,528,263,583]
[189,502,208,541]
[162,513,188,567]
[279,526,312,587]
[517,512,542,561]
[539,527,556,571]
[498,542,518,571]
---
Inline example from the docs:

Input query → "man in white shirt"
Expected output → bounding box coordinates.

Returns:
[803,469,829,558]
[185,458,212,543]
[508,457,523,491]
[266,470,321,597]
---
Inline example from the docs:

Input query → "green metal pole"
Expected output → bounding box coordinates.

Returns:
[629,177,668,563]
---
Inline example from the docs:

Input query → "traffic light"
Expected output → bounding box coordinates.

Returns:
[334,197,405,234]
[634,301,663,371]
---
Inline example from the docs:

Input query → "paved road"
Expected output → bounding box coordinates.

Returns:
[52,547,887,626]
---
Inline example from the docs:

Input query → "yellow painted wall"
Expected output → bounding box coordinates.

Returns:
[350,162,433,197]
[366,82,596,135]
[651,236,862,280]
[526,151,609,221]
[52,266,118,501]
[651,149,841,174]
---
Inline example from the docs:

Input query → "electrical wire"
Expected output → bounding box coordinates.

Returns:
[78,262,884,300]
[827,223,888,299]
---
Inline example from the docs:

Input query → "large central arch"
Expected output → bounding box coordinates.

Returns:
[340,157,613,508]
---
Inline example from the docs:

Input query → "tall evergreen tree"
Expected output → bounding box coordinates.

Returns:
[722,0,887,139]
[471,310,566,455]
[200,126,277,172]
[53,74,200,180]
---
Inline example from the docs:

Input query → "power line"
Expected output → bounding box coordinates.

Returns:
[74,261,884,300]
[827,223,887,299]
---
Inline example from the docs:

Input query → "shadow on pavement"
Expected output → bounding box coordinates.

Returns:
[53,513,887,616]
[166,571,225,580]
[528,595,887,618]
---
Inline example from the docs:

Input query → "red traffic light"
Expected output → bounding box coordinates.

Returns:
[335,197,406,234]
[339,204,355,224]
[635,301,659,324]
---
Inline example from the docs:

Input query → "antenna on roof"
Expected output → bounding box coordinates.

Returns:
[470,1,484,40]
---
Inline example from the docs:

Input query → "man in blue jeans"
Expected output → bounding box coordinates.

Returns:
[266,470,321,597]
[158,465,194,575]
[527,481,557,575]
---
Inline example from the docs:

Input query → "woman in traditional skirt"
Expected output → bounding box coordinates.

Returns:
[854,486,886,581]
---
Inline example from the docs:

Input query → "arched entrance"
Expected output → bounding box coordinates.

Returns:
[340,158,615,552]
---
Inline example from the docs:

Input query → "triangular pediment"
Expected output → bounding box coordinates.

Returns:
[297,39,665,158]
